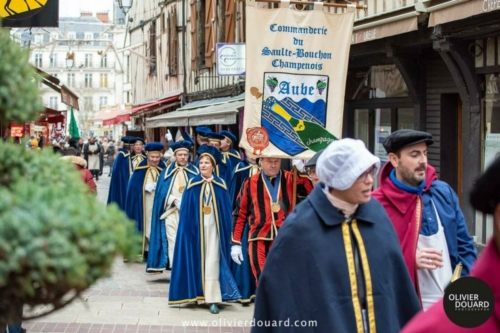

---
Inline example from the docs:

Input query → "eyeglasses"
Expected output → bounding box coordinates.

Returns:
[305,167,316,177]
[357,166,377,182]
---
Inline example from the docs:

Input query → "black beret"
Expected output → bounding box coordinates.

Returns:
[305,149,325,168]
[470,158,500,215]
[382,129,434,154]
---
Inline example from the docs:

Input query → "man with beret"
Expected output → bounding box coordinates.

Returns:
[107,136,134,210]
[206,132,233,186]
[252,139,420,333]
[130,137,147,171]
[402,157,500,332]
[146,140,199,273]
[125,142,167,260]
[373,129,477,310]
[304,148,324,186]
[194,127,211,165]
[220,130,242,169]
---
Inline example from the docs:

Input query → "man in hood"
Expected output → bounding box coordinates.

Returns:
[372,129,477,310]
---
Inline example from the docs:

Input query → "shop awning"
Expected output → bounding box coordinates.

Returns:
[131,91,182,117]
[33,66,80,110]
[428,0,498,27]
[146,94,244,128]
[352,7,420,44]
[102,109,131,126]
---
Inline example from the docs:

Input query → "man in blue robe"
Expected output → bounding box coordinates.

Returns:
[107,136,133,210]
[124,142,167,260]
[168,145,241,313]
[219,130,241,171]
[130,137,147,171]
[193,126,211,165]
[206,132,233,186]
[146,140,199,273]
[229,155,260,305]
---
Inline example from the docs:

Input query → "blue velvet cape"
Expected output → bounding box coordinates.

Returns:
[223,148,241,173]
[146,162,199,274]
[228,160,258,303]
[124,158,167,256]
[106,148,131,210]
[168,173,241,304]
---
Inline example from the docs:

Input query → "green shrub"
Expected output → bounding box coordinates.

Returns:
[0,142,139,324]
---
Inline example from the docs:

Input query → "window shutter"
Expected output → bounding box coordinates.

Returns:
[190,0,197,70]
[169,6,178,75]
[204,0,215,68]
[225,0,236,43]
[238,2,246,42]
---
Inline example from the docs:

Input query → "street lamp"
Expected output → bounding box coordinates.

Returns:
[118,0,133,14]
[66,58,74,69]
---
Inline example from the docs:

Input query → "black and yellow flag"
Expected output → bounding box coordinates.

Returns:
[1,0,58,28]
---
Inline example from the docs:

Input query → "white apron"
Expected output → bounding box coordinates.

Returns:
[417,200,453,311]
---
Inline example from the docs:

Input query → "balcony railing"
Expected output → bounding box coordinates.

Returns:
[41,61,117,70]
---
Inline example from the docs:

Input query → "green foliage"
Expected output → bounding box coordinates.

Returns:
[0,27,44,124]
[0,142,139,322]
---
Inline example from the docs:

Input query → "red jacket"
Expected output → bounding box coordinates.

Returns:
[401,239,500,333]
[76,164,97,195]
[232,170,310,243]
[372,162,437,294]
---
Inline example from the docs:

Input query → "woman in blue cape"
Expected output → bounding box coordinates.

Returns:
[168,145,241,314]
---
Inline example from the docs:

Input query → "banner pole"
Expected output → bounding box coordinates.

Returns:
[241,0,367,10]
[292,165,298,210]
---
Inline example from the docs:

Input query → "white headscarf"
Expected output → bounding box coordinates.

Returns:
[316,138,380,190]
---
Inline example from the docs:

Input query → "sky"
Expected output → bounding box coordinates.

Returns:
[59,0,115,18]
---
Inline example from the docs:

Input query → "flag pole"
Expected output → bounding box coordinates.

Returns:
[292,165,298,210]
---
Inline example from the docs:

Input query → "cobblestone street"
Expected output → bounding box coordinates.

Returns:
[24,173,254,333]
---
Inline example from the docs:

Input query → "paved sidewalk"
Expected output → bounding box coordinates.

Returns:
[24,172,254,333]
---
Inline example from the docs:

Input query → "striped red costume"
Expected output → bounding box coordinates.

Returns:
[232,170,312,284]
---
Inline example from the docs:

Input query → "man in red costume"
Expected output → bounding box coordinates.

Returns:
[402,157,500,332]
[231,157,312,285]
[373,129,477,310]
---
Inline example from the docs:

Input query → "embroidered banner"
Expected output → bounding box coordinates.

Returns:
[240,2,355,159]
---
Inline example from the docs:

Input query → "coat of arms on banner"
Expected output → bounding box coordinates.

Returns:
[260,72,336,155]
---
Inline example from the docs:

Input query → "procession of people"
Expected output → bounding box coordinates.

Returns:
[15,121,498,331]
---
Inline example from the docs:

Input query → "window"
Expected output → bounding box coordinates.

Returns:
[99,97,108,108]
[346,65,409,100]
[67,73,75,87]
[35,54,42,67]
[50,53,58,68]
[85,74,93,88]
[51,33,58,41]
[49,97,58,109]
[34,34,42,44]
[101,54,107,67]
[99,74,108,88]
[76,32,84,40]
[68,33,75,40]
[85,54,93,67]
[84,97,93,110]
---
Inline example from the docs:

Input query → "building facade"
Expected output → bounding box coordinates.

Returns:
[12,12,126,139]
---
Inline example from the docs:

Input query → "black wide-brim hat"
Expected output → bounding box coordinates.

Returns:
[470,158,500,215]
[383,129,434,154]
